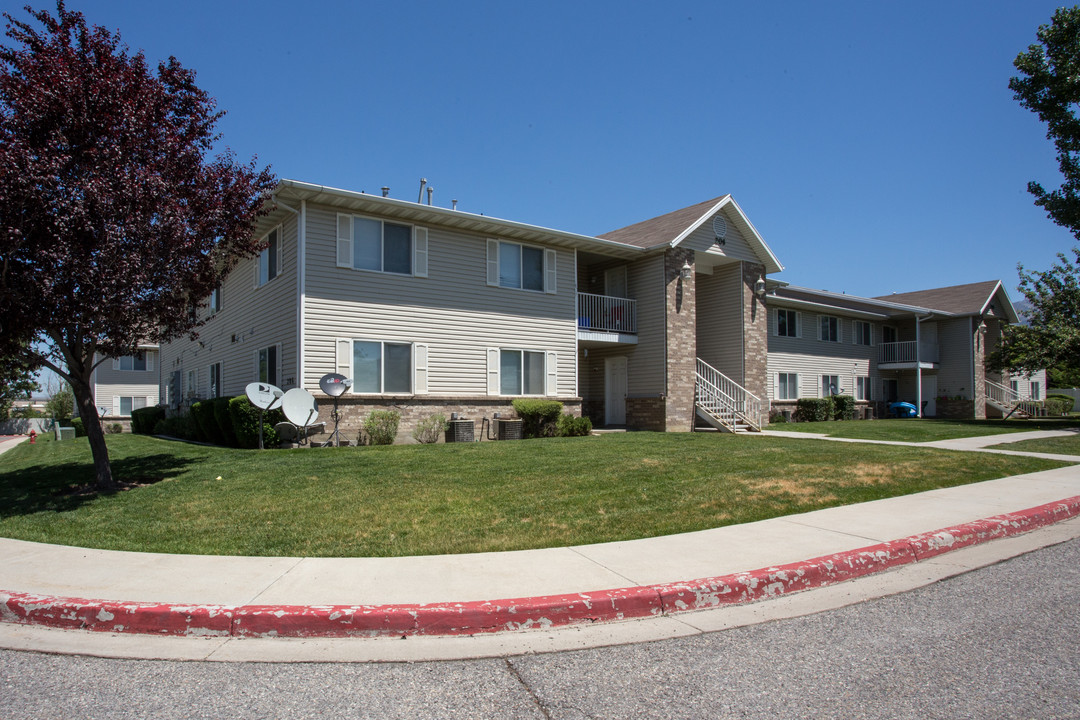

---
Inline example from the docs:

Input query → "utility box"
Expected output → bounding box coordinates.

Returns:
[445,419,475,443]
[497,418,523,441]
[55,426,75,441]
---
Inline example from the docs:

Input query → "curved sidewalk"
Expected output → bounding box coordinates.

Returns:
[1,431,1080,661]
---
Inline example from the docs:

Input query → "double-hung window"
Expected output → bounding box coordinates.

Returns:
[209,363,222,399]
[777,372,799,400]
[820,316,840,342]
[336,214,427,276]
[258,345,279,386]
[1032,381,1041,400]
[856,377,872,401]
[118,396,147,416]
[114,353,150,372]
[854,321,872,346]
[258,226,282,286]
[822,375,840,396]
[776,309,799,337]
[486,240,557,293]
[186,369,198,398]
[352,340,412,394]
[209,286,221,314]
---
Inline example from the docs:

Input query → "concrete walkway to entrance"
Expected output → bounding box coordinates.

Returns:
[1,428,1079,662]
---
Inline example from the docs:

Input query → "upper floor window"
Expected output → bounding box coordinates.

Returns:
[336,214,428,277]
[113,353,151,372]
[854,321,872,346]
[776,309,799,338]
[819,316,840,342]
[882,326,898,344]
[258,226,282,286]
[209,286,221,314]
[486,240,556,293]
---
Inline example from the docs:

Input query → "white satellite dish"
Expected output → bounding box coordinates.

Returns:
[319,373,352,398]
[245,382,284,411]
[282,388,319,428]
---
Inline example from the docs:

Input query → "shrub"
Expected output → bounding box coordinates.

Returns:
[190,400,223,445]
[1046,393,1075,414]
[363,410,401,445]
[795,398,833,423]
[556,413,592,437]
[211,397,239,447]
[105,423,124,434]
[228,396,284,448]
[131,405,165,435]
[153,414,197,440]
[768,410,789,424]
[70,417,86,437]
[412,413,447,444]
[46,387,74,422]
[512,399,563,438]
[832,395,855,421]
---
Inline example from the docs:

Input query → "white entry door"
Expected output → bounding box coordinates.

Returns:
[921,375,937,417]
[605,356,628,425]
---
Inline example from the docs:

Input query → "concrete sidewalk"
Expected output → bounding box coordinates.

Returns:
[2,429,1080,662]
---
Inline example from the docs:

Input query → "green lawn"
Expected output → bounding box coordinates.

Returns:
[987,432,1080,455]
[769,417,1080,443]
[0,433,1066,558]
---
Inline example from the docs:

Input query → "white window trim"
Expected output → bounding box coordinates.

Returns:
[186,368,198,399]
[773,309,801,338]
[776,372,799,400]
[335,212,427,277]
[821,374,841,397]
[485,239,557,294]
[255,343,282,386]
[339,338,417,395]
[856,376,872,401]
[853,320,873,346]
[488,347,555,396]
[256,225,283,288]
[819,315,841,343]
[208,362,223,399]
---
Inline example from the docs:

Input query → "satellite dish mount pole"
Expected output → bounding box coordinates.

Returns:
[330,396,342,447]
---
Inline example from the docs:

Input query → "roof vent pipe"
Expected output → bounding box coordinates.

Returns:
[417,178,427,203]
[426,186,433,205]
[452,199,458,211]
[381,186,389,198]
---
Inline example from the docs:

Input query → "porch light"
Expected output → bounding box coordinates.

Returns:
[680,261,693,281]
[754,275,766,298]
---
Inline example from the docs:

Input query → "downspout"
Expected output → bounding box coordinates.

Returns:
[915,313,932,417]
[272,195,302,389]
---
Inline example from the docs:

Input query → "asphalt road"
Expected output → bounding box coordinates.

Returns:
[3,537,1079,720]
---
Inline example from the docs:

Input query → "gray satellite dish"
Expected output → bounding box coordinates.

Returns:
[245,382,284,411]
[318,373,352,447]
[319,373,352,397]
[282,388,319,427]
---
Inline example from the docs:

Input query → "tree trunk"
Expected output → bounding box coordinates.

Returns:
[71,379,115,490]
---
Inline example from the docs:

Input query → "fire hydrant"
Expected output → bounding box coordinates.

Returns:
[28,429,36,444]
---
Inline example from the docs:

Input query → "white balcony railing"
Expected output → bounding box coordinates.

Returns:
[577,293,637,334]
[878,341,939,365]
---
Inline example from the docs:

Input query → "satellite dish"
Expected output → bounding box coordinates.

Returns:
[319,373,353,398]
[712,215,727,246]
[245,382,284,411]
[282,388,319,427]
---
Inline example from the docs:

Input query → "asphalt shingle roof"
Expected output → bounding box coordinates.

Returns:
[598,196,730,249]
[872,280,1002,316]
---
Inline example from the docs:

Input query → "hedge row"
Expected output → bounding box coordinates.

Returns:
[137,396,283,449]
[794,395,855,422]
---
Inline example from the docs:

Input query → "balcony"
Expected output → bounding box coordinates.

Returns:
[577,292,637,345]
[878,341,939,369]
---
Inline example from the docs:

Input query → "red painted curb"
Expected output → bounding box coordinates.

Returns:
[3,495,1079,639]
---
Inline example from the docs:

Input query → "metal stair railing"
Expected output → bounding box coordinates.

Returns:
[695,358,764,431]
[985,379,1034,419]
[694,373,736,432]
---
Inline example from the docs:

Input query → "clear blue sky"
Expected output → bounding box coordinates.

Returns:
[4,0,1076,300]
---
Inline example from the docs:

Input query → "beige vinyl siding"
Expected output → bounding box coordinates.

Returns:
[303,205,577,397]
[696,261,744,384]
[91,351,159,414]
[935,318,974,398]
[158,216,300,401]
[684,209,760,264]
[766,308,877,400]
[624,254,666,395]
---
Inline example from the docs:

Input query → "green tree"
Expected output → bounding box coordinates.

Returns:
[1011,6,1080,237]
[0,350,39,420]
[992,249,1080,377]
[45,384,74,422]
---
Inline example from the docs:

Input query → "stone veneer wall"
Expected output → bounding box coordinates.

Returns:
[626,396,666,431]
[664,247,696,431]
[936,398,975,419]
[310,396,582,444]
[973,317,988,420]
[742,262,769,404]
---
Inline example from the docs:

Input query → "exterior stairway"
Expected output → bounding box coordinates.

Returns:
[985,379,1041,419]
[694,358,764,433]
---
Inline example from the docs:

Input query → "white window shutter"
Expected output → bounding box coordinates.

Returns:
[276,230,284,277]
[546,352,558,396]
[414,343,428,394]
[147,352,154,372]
[793,374,799,398]
[413,227,429,278]
[486,240,499,286]
[544,249,557,294]
[112,357,120,371]
[336,339,351,379]
[336,214,352,268]
[796,312,802,339]
[486,348,500,394]
[113,397,120,416]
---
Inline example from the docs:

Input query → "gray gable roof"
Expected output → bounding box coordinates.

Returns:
[873,280,1016,321]
[598,196,730,249]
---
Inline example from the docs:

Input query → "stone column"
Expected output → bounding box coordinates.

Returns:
[973,317,988,419]
[664,247,696,431]
[742,262,769,403]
